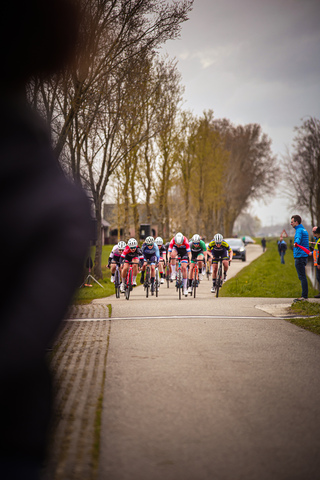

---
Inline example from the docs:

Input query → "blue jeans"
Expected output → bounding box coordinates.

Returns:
[280,251,285,264]
[294,257,308,298]
[316,266,320,290]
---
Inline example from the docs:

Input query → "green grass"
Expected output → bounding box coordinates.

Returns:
[73,244,142,303]
[73,245,113,303]
[220,238,318,298]
[287,301,320,335]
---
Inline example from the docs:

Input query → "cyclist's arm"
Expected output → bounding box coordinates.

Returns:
[154,244,160,263]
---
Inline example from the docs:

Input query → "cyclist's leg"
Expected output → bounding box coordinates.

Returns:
[170,248,177,279]
[211,259,218,292]
[140,260,147,284]
[212,262,218,280]
[132,258,139,285]
[197,254,204,280]
[121,261,129,292]
[159,257,165,283]
[188,262,194,289]
[181,257,189,294]
[150,262,156,291]
[222,258,229,280]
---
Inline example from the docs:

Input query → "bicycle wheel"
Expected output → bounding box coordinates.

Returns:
[178,269,182,300]
[216,263,222,298]
[125,269,132,300]
[145,266,150,298]
[193,267,197,298]
[155,268,159,297]
[115,268,120,298]
[166,264,170,288]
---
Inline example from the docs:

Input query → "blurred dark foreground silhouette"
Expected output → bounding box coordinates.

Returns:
[0,2,91,478]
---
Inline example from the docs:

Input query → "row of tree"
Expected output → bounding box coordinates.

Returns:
[28,0,316,278]
[111,108,279,243]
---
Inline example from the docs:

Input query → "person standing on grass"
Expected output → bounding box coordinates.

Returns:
[290,215,310,302]
[277,236,287,264]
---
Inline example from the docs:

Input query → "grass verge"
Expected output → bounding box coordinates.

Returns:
[287,301,320,336]
[73,245,140,303]
[220,238,318,298]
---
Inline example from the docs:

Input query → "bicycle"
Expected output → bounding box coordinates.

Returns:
[155,264,160,297]
[166,252,171,288]
[113,262,121,298]
[189,259,202,298]
[214,259,230,298]
[124,262,135,300]
[165,260,170,288]
[206,260,211,280]
[144,261,151,298]
[175,256,184,299]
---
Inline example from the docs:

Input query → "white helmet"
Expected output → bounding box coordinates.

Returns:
[127,238,138,248]
[145,236,154,245]
[155,236,163,246]
[117,241,126,251]
[192,234,201,243]
[214,233,223,244]
[174,232,184,246]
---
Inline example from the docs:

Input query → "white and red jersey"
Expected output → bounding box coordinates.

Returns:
[121,245,144,262]
[168,235,191,253]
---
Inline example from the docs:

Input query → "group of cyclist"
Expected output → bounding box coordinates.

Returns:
[107,232,233,296]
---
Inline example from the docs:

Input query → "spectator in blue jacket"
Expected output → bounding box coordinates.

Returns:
[291,215,310,301]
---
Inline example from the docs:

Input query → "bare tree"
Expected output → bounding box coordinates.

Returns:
[283,117,320,225]
[153,59,184,238]
[213,120,279,236]
[27,0,193,276]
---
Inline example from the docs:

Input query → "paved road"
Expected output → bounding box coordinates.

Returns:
[95,245,320,480]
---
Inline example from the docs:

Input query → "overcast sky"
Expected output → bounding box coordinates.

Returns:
[163,0,320,226]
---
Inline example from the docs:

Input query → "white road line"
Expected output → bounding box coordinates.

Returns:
[64,314,296,322]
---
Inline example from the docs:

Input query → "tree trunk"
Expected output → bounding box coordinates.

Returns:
[94,199,103,279]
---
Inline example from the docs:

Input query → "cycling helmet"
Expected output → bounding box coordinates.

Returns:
[145,236,154,245]
[127,238,138,248]
[117,241,126,251]
[155,236,163,246]
[174,232,184,246]
[214,233,223,244]
[192,234,201,243]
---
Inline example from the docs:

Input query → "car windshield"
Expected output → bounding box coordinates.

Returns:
[225,238,244,247]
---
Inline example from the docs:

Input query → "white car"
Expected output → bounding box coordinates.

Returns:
[242,236,255,244]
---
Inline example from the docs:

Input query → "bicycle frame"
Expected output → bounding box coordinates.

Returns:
[175,256,183,300]
[155,265,160,297]
[189,259,202,297]
[124,262,135,300]
[215,259,223,298]
[144,261,151,298]
[165,260,170,288]
[113,263,121,298]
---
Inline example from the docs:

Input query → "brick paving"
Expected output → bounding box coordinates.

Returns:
[43,305,111,480]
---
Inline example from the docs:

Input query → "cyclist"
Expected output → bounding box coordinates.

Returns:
[155,236,167,283]
[188,234,209,293]
[208,233,233,293]
[120,238,143,293]
[140,236,160,293]
[168,232,191,296]
[107,240,126,283]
